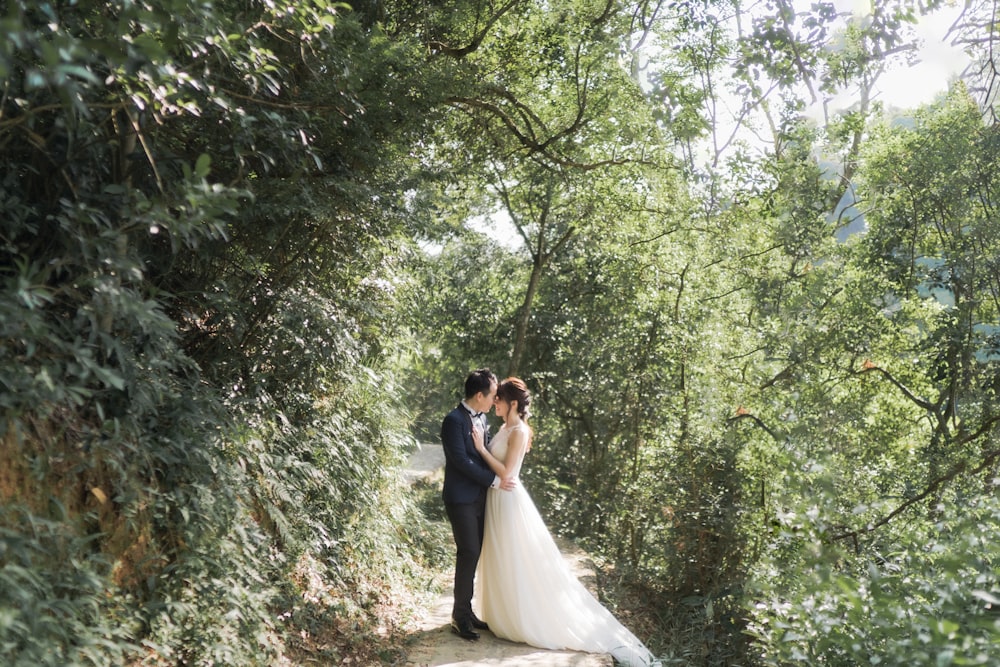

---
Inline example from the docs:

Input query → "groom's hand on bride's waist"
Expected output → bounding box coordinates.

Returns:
[499,477,517,491]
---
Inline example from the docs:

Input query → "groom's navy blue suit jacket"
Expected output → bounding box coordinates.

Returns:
[441,404,495,504]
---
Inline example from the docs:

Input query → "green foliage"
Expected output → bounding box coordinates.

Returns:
[402,235,526,442]
[738,85,1000,667]
[1,0,439,663]
[0,505,136,666]
[749,495,1000,666]
[397,4,1000,667]
[2,0,995,665]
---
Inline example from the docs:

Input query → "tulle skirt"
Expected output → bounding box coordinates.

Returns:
[474,484,654,667]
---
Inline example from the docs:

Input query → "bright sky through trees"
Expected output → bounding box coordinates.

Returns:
[807,0,972,116]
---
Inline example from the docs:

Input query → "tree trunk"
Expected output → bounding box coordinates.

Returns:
[508,251,545,377]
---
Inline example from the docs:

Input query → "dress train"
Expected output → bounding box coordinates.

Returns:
[474,424,654,666]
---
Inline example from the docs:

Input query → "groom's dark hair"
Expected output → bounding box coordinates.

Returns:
[464,368,497,399]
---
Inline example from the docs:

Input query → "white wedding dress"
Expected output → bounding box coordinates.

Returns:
[474,423,655,666]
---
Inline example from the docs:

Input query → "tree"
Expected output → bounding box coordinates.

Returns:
[1,0,446,662]
[745,84,1000,667]
[950,0,1000,124]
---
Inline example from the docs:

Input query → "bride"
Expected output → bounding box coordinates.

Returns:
[471,377,655,667]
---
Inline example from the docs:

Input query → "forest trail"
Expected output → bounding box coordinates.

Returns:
[401,443,613,667]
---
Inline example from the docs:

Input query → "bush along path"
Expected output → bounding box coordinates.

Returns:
[400,443,612,667]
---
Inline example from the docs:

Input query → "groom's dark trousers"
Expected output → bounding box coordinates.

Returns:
[445,495,487,621]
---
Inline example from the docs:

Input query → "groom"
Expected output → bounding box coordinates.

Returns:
[440,368,512,640]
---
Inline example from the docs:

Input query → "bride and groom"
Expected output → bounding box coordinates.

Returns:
[440,369,655,666]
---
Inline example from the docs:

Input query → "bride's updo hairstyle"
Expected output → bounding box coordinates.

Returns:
[497,377,531,419]
[498,377,533,450]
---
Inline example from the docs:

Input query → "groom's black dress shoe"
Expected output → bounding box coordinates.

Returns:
[451,618,480,640]
[470,615,489,631]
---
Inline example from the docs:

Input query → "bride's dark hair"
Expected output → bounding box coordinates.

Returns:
[497,377,531,419]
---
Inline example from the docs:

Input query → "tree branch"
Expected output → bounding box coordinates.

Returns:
[427,0,523,58]
[728,411,781,442]
[447,95,652,170]
[830,414,1000,542]
[857,363,936,412]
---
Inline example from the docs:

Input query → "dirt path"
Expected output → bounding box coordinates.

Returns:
[401,443,612,667]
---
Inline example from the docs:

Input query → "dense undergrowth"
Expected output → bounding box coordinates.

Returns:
[4,1,1000,665]
[0,1,445,663]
